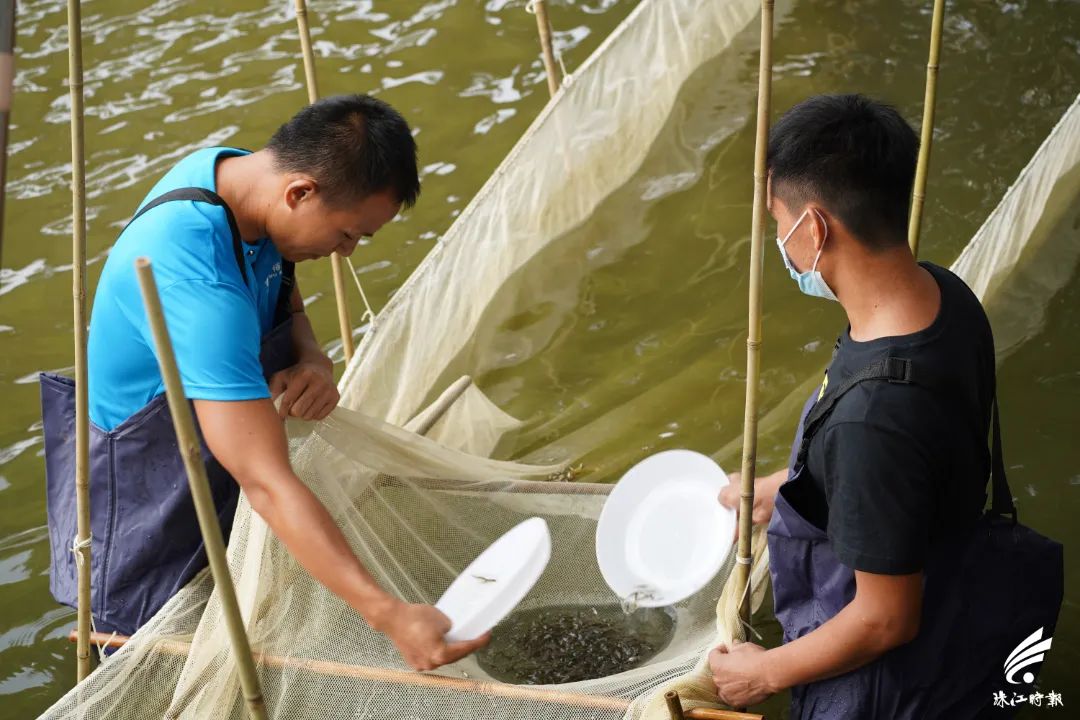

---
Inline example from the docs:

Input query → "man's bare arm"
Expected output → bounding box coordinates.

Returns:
[766,570,922,687]
[709,569,922,706]
[268,281,338,421]
[195,397,488,669]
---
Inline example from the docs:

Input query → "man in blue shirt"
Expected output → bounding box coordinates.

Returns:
[41,95,485,672]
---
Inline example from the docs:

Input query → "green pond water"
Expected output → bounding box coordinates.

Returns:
[1,0,1078,717]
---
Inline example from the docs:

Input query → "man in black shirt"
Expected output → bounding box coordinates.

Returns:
[713,95,996,716]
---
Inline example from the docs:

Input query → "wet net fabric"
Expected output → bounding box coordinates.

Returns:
[951,92,1080,358]
[36,0,1080,716]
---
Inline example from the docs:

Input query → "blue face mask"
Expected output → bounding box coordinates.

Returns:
[776,208,837,301]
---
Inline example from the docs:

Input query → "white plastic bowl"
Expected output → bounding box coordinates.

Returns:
[435,517,552,642]
[596,450,735,607]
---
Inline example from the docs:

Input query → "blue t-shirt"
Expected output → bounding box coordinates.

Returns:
[88,147,286,431]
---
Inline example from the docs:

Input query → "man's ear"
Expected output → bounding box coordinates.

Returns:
[283,177,318,210]
[809,207,829,252]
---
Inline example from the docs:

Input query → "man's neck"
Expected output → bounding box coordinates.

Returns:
[214,151,273,243]
[836,246,941,342]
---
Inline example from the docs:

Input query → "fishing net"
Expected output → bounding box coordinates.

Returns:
[37,0,1080,714]
[951,93,1080,359]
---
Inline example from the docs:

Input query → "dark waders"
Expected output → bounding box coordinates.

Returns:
[767,358,1064,719]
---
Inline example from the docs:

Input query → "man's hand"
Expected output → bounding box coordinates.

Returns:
[726,570,923,696]
[718,469,786,540]
[195,398,490,672]
[377,602,490,671]
[708,640,775,708]
[269,357,338,421]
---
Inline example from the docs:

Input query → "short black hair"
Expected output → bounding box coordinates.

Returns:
[267,94,420,209]
[767,94,918,250]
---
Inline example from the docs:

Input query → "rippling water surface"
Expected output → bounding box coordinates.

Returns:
[1,1,1078,717]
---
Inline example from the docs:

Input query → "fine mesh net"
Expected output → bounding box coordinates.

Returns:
[37,0,1080,715]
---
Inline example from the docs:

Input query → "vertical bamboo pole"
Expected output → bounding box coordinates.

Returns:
[293,0,354,363]
[735,0,775,631]
[907,0,945,258]
[293,0,319,99]
[135,258,269,720]
[531,1,561,97]
[65,0,92,683]
[0,0,16,265]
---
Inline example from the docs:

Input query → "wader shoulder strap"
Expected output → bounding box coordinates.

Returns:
[796,356,913,464]
[796,355,1017,525]
[989,397,1017,523]
[274,260,296,325]
[129,187,297,328]
[128,187,249,285]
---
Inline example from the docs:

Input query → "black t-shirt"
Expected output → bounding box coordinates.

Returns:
[785,262,996,575]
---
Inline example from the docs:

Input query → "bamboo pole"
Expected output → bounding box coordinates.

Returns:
[665,690,687,720]
[293,0,319,99]
[686,710,765,720]
[531,1,561,97]
[67,632,763,719]
[735,0,775,633]
[293,0,355,364]
[65,0,92,684]
[907,0,945,258]
[0,0,15,265]
[404,375,474,436]
[383,475,609,495]
[134,258,268,720]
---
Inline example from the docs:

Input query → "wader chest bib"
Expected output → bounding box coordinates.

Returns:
[40,188,297,635]
[767,357,1064,719]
